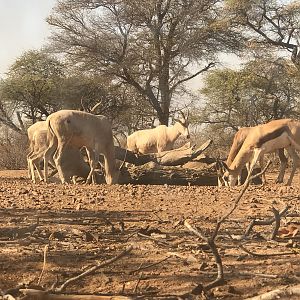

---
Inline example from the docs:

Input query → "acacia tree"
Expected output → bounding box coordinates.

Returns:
[61,74,155,134]
[226,0,300,67]
[0,50,65,128]
[200,57,300,133]
[47,0,244,125]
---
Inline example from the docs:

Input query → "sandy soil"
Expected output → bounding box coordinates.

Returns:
[0,170,299,299]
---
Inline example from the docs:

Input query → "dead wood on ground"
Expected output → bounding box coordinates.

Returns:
[116,140,218,185]
[244,206,290,239]
[245,283,300,300]
[115,140,212,166]
[54,246,133,293]
[183,162,272,297]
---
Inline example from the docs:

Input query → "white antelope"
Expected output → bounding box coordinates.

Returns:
[127,111,190,154]
[43,110,119,185]
[222,119,300,186]
[27,121,57,183]
[220,125,288,186]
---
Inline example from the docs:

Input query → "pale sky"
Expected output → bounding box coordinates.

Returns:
[0,0,57,77]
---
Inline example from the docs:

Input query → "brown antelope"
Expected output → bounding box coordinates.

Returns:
[127,111,190,154]
[222,119,300,186]
[43,110,119,184]
[221,125,288,186]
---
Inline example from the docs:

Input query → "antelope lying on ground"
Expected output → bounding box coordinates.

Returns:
[44,110,119,184]
[222,119,300,186]
[220,125,288,186]
[127,111,190,154]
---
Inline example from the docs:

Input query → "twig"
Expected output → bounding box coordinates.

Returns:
[133,273,143,294]
[244,205,289,239]
[137,232,169,246]
[125,231,137,242]
[129,256,171,274]
[198,270,280,279]
[184,220,224,291]
[214,161,272,239]
[239,244,295,257]
[37,244,49,285]
[271,207,280,240]
[183,161,272,294]
[55,246,133,292]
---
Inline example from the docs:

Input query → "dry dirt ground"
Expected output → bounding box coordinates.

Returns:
[0,169,299,299]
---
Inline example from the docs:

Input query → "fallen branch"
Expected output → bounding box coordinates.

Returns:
[239,244,295,257]
[115,140,212,166]
[55,246,133,292]
[245,283,300,300]
[129,256,172,274]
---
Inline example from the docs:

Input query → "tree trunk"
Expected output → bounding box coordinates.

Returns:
[58,140,218,186]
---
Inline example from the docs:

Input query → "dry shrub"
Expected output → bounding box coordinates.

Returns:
[0,129,28,170]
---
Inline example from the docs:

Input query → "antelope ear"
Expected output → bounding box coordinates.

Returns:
[220,161,230,172]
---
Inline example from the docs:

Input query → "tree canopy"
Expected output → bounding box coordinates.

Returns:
[199,57,300,135]
[225,0,300,67]
[47,0,244,125]
[0,50,65,132]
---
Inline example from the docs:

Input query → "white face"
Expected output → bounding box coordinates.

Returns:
[179,119,190,138]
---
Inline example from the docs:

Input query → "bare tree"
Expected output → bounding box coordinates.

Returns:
[226,0,300,68]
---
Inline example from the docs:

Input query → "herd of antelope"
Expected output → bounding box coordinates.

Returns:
[26,109,190,185]
[26,107,300,187]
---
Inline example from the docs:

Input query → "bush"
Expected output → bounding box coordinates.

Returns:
[0,129,28,169]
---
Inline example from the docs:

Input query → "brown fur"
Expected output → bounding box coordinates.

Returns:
[255,126,289,148]
[224,119,300,186]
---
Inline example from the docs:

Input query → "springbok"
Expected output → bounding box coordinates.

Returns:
[127,111,190,154]
[222,119,300,186]
[43,110,119,184]
[221,125,288,186]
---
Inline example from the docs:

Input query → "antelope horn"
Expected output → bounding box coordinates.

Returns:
[90,101,102,113]
[80,97,89,112]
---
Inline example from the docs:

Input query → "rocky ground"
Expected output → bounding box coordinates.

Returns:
[0,170,299,299]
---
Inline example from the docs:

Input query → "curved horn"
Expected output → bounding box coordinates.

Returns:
[186,109,190,120]
[179,110,185,119]
[90,101,102,114]
[80,97,89,112]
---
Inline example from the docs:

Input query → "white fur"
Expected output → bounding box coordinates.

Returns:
[43,110,119,185]
[127,118,190,154]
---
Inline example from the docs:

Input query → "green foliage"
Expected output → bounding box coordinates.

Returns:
[199,57,300,144]
[0,50,65,123]
[47,0,244,124]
